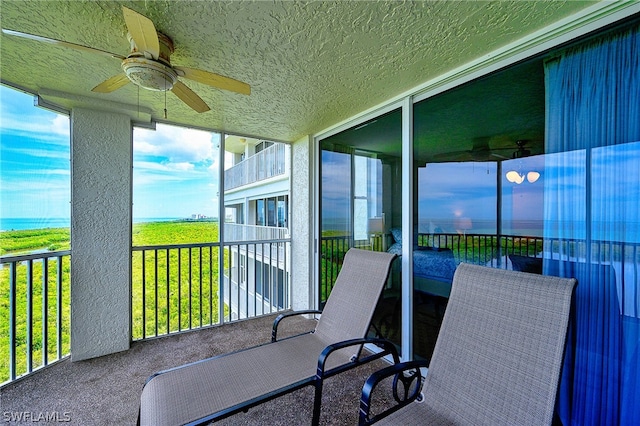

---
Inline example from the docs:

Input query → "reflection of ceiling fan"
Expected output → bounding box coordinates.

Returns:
[511,139,532,158]
[2,6,250,113]
[433,137,533,162]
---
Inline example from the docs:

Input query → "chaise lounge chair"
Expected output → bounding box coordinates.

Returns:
[359,263,577,426]
[139,248,398,426]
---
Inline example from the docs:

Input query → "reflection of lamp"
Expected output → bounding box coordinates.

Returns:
[455,217,473,238]
[368,217,385,251]
[506,170,540,184]
[527,171,540,183]
[368,217,384,234]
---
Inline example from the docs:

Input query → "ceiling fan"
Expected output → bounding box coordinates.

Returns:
[432,137,534,162]
[2,6,250,113]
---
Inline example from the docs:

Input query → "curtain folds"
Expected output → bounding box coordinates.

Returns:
[544,23,640,425]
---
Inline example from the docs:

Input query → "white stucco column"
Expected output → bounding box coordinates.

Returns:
[70,108,131,361]
[291,135,314,310]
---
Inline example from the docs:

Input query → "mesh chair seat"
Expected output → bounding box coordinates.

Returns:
[140,248,397,426]
[363,263,577,426]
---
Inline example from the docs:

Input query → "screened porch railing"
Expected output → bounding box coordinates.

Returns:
[131,238,291,340]
[0,251,71,386]
[320,232,638,304]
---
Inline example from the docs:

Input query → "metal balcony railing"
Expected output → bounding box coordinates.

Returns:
[131,243,220,340]
[131,238,291,341]
[1,237,291,387]
[222,239,290,321]
[320,232,640,306]
[224,143,287,191]
[0,251,71,386]
[5,232,636,387]
[224,223,289,242]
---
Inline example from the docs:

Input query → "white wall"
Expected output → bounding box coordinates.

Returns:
[291,135,314,310]
[70,108,131,361]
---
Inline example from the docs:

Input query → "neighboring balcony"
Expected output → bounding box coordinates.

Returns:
[223,224,290,321]
[224,223,289,242]
[224,143,288,191]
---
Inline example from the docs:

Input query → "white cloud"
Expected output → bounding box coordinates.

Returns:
[1,171,69,192]
[134,140,158,155]
[50,115,70,137]
[171,162,195,171]
[3,146,70,160]
[0,87,70,141]
[134,123,217,163]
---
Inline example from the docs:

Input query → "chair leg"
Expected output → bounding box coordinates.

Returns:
[312,379,323,426]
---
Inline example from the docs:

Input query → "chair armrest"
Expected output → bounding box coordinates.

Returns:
[272,309,322,342]
[358,360,427,425]
[316,338,401,379]
[310,338,402,425]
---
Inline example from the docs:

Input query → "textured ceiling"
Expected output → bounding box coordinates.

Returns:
[1,0,598,142]
[323,58,546,164]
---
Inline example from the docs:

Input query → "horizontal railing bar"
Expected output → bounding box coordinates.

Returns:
[321,233,639,249]
[133,242,220,251]
[132,239,290,252]
[1,250,71,264]
[223,238,291,246]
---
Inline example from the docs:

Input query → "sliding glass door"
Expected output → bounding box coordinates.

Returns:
[319,108,403,352]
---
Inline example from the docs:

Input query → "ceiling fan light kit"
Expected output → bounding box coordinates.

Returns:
[505,170,540,184]
[122,56,178,91]
[527,171,541,183]
[1,6,250,113]
[505,140,540,184]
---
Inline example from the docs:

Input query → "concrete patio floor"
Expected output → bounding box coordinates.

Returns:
[1,314,393,425]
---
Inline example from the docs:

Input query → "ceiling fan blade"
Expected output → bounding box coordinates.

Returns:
[175,66,251,95]
[491,152,510,160]
[92,74,130,93]
[471,136,492,151]
[432,147,502,162]
[121,6,159,60]
[431,150,475,162]
[1,28,125,60]
[171,81,210,113]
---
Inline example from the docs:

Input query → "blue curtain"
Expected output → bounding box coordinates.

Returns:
[544,23,640,425]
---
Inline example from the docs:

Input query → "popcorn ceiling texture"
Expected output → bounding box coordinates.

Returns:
[0,0,596,141]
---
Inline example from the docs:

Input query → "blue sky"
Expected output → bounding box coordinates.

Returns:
[1,84,221,223]
[133,124,220,219]
[321,150,547,235]
[1,85,71,220]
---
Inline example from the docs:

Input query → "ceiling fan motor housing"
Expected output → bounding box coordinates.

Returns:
[122,57,178,91]
[123,31,177,91]
[512,139,531,158]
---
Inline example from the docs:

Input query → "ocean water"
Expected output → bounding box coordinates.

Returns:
[322,218,544,237]
[1,217,70,232]
[1,217,183,232]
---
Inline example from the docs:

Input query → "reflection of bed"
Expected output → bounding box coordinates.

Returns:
[413,248,457,297]
[387,228,457,298]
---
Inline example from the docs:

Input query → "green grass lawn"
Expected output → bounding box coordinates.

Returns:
[0,220,222,383]
[0,228,70,256]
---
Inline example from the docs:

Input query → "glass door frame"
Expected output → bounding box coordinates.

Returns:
[314,99,412,359]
